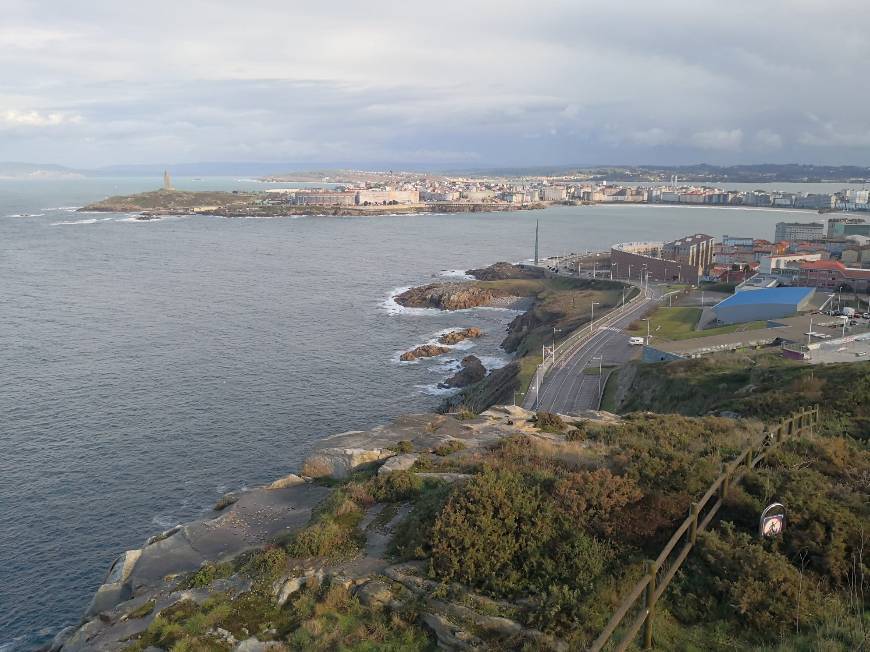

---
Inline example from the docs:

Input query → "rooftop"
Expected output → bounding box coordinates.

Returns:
[714,286,815,308]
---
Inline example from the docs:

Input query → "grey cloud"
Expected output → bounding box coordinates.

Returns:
[2,0,870,166]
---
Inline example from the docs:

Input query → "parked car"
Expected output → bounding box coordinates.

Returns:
[629,336,645,346]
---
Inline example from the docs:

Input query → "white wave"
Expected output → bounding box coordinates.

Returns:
[415,383,461,397]
[476,354,512,371]
[381,286,440,316]
[427,358,463,374]
[41,206,81,211]
[438,269,474,280]
[115,216,160,223]
[6,212,45,218]
[52,218,99,225]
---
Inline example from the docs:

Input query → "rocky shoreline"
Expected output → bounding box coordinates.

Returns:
[52,405,614,651]
[53,263,558,651]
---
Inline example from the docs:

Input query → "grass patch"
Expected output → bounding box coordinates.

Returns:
[127,599,156,619]
[627,306,766,341]
[123,580,436,652]
[391,440,414,454]
[183,562,235,589]
[599,369,620,413]
[433,440,466,456]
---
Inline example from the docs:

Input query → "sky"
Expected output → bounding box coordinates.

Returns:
[2,0,870,169]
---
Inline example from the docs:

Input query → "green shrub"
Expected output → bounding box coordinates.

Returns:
[285,517,364,560]
[391,481,453,560]
[433,440,466,456]
[535,411,566,433]
[367,471,424,502]
[674,524,823,641]
[430,469,612,602]
[392,440,414,453]
[183,562,234,589]
[238,546,288,585]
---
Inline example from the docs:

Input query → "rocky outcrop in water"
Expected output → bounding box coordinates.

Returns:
[466,262,546,281]
[399,344,450,361]
[395,283,506,310]
[437,327,483,345]
[439,355,487,389]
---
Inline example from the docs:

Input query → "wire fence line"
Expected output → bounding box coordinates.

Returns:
[588,406,820,652]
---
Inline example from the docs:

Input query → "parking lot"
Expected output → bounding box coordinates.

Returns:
[808,336,870,364]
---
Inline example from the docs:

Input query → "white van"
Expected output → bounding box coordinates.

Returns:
[629,337,645,346]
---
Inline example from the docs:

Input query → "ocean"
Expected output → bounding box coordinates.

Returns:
[0,176,839,649]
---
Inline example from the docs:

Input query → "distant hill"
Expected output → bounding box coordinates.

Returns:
[454,163,870,183]
[4,160,870,183]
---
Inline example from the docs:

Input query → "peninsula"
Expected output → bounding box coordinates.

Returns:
[79,188,545,219]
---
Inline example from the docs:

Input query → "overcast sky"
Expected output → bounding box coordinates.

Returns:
[3,0,870,169]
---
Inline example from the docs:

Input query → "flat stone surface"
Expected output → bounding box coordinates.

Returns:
[131,483,329,587]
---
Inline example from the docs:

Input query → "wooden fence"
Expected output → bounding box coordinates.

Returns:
[589,405,820,652]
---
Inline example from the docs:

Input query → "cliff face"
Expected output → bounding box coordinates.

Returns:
[440,361,521,413]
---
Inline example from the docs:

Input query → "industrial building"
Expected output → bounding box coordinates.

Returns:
[661,233,715,277]
[610,234,713,284]
[711,287,815,325]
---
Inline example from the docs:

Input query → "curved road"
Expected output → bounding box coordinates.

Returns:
[533,286,662,414]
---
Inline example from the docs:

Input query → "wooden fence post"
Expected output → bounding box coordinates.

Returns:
[644,560,657,649]
[689,502,700,545]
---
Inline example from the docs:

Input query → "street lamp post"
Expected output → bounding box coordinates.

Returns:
[590,301,600,333]
[642,317,651,345]
[592,355,603,401]
[552,327,562,362]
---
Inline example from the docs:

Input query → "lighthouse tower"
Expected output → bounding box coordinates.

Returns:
[163,169,174,191]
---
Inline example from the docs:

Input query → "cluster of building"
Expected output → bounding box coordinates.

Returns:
[711,218,870,293]
[606,215,870,294]
[264,188,421,207]
[260,179,573,208]
[257,170,870,212]
[574,184,870,210]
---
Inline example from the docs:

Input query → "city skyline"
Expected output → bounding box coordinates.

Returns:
[4,0,870,168]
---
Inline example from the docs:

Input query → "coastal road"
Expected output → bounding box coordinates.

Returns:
[533,287,662,414]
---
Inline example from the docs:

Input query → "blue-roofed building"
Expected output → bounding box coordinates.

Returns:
[712,287,815,325]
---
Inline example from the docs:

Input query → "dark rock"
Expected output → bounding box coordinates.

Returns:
[438,327,483,345]
[400,344,450,361]
[439,356,486,389]
[395,283,505,310]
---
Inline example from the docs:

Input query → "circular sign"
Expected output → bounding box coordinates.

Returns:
[759,503,786,538]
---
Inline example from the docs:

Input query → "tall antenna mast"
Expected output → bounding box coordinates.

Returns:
[534,220,540,265]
